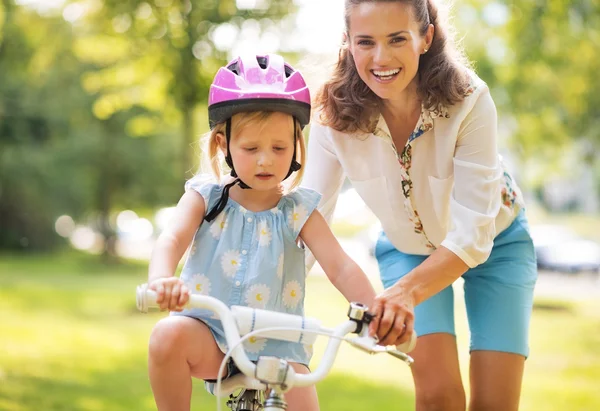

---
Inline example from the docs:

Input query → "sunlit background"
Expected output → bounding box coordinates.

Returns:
[1,0,599,410]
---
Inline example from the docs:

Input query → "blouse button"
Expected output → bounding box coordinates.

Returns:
[235,281,241,286]
[247,217,253,223]
[242,250,247,255]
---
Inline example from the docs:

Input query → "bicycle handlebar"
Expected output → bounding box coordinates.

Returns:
[136,283,415,395]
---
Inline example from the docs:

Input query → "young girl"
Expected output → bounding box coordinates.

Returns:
[145,54,378,411]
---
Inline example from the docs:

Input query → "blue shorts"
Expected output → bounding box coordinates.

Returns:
[375,210,537,357]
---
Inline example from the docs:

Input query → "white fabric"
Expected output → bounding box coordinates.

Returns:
[302,77,524,269]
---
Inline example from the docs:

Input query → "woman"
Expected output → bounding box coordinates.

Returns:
[302,1,537,410]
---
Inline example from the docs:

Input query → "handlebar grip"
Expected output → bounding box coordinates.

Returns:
[395,331,417,353]
[136,284,159,312]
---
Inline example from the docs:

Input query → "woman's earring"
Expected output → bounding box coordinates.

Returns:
[423,48,428,53]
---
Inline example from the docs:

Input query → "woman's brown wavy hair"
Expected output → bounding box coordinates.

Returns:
[314,0,472,133]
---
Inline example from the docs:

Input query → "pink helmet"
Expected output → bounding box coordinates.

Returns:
[208,54,311,129]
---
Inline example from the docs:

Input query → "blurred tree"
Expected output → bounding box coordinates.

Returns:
[65,0,296,258]
[453,0,597,193]
[70,0,295,176]
[0,0,297,256]
[0,1,93,250]
[501,0,598,188]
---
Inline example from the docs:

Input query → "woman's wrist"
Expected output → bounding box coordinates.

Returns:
[395,274,421,306]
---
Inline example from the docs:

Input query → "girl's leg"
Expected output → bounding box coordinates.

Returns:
[285,363,320,411]
[411,334,466,411]
[148,316,226,411]
[469,351,524,411]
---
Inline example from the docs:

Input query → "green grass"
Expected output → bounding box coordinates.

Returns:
[1,252,599,410]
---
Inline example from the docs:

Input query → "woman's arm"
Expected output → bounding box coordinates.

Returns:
[148,190,206,310]
[441,85,503,267]
[299,210,376,307]
[369,246,468,345]
[371,85,502,346]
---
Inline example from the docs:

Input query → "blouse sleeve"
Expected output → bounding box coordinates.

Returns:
[302,121,346,226]
[184,174,220,215]
[302,121,346,270]
[284,188,322,241]
[440,85,504,268]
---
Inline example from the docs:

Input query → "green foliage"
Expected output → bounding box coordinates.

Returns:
[0,0,295,252]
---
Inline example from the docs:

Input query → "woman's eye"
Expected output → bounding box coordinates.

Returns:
[274,147,286,151]
[357,40,374,46]
[391,37,407,44]
[244,147,257,152]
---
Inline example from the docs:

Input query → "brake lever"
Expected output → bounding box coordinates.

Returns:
[345,336,414,366]
[386,348,414,365]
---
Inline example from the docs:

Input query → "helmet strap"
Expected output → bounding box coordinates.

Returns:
[284,118,302,180]
[205,179,239,222]
[224,118,251,189]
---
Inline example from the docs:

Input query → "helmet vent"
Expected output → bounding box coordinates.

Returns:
[284,64,294,78]
[227,62,240,75]
[256,56,268,69]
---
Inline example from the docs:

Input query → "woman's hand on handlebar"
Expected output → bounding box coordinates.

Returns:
[148,277,190,312]
[368,285,415,347]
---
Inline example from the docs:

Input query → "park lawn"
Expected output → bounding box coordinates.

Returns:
[0,252,599,410]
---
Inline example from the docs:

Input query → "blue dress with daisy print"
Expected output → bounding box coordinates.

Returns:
[172,175,322,367]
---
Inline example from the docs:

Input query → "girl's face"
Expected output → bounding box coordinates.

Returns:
[347,2,433,101]
[220,112,296,191]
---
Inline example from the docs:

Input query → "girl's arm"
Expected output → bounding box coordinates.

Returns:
[299,210,376,307]
[148,190,206,310]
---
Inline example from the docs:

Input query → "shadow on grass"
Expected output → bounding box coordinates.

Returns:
[533,299,574,313]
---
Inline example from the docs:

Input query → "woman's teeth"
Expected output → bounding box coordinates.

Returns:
[372,68,400,80]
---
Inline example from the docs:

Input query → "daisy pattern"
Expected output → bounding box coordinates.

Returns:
[244,336,267,354]
[270,207,282,215]
[221,250,241,278]
[258,220,272,247]
[288,203,307,232]
[282,280,302,309]
[210,212,227,239]
[238,205,247,214]
[276,253,284,279]
[245,284,271,309]
[189,241,198,256]
[188,274,211,295]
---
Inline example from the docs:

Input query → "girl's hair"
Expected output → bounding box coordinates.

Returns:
[204,111,306,191]
[314,0,472,133]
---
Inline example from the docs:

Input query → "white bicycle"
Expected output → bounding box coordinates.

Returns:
[136,284,416,411]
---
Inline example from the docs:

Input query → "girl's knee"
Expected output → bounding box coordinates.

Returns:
[416,384,465,411]
[148,317,193,363]
[285,363,319,411]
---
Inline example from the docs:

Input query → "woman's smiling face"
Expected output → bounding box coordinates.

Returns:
[347,1,432,101]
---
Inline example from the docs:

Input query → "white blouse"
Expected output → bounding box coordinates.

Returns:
[302,75,524,268]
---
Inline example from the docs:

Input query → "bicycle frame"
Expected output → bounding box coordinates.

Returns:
[136,284,415,411]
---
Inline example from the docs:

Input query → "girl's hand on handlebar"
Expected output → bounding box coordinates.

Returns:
[148,277,190,311]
